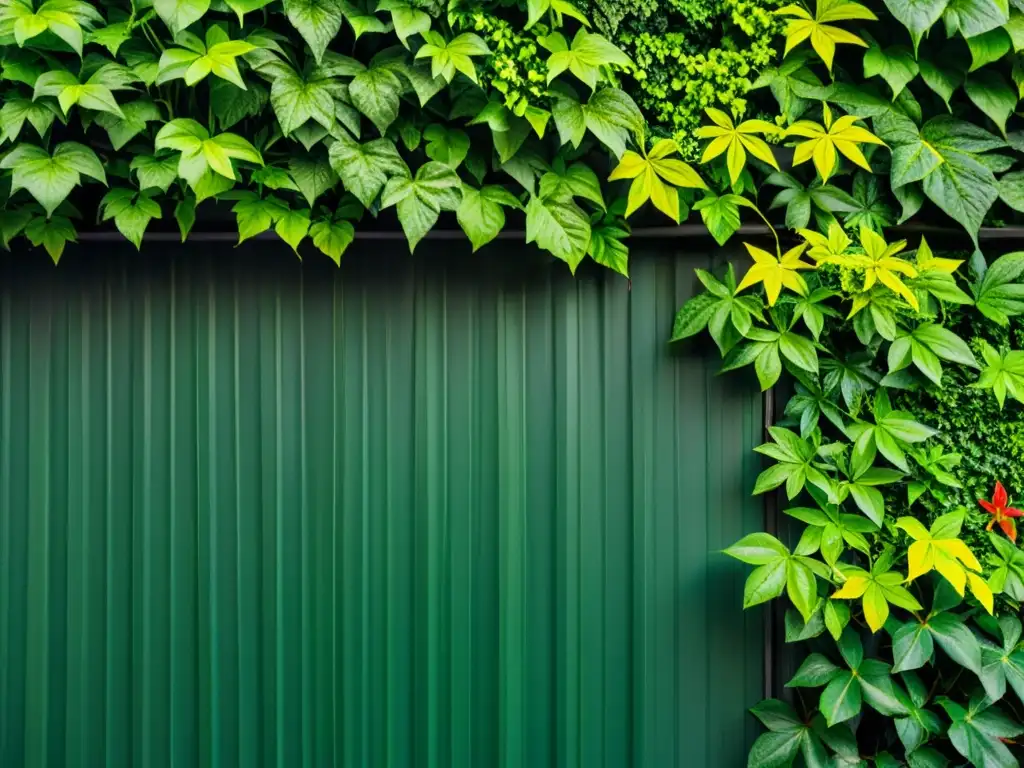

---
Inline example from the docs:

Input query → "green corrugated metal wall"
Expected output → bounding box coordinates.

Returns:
[0,242,763,768]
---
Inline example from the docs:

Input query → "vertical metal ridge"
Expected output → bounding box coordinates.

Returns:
[0,246,765,768]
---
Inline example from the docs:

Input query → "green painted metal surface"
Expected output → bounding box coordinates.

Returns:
[0,244,763,768]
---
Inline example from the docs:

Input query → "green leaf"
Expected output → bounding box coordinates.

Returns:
[380,161,462,252]
[99,188,161,249]
[545,29,631,90]
[863,44,919,98]
[231,191,287,243]
[974,251,1024,324]
[349,65,402,135]
[694,192,745,246]
[95,100,162,151]
[154,0,210,36]
[415,30,490,84]
[928,613,983,673]
[965,70,1017,135]
[375,0,429,47]
[310,216,355,264]
[1,141,105,216]
[0,97,59,141]
[175,196,196,241]
[270,67,338,136]
[943,0,1009,37]
[743,559,788,608]
[327,133,408,207]
[275,206,311,253]
[582,87,643,158]
[423,124,470,168]
[920,116,1003,242]
[288,152,338,207]
[919,57,961,109]
[456,185,520,252]
[892,621,935,672]
[283,0,344,63]
[967,27,1013,69]
[87,21,132,56]
[941,698,1022,767]
[24,214,75,263]
[131,153,179,193]
[819,672,862,726]
[747,731,803,768]
[588,219,629,277]
[787,653,841,687]
[224,0,275,23]
[883,0,950,51]
[525,193,591,272]
[552,94,586,148]
[539,162,605,210]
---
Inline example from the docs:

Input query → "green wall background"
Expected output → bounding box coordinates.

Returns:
[0,242,764,768]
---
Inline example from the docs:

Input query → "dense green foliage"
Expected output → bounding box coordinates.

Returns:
[666,0,1024,761]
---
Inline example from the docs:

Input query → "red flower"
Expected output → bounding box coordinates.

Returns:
[979,481,1024,542]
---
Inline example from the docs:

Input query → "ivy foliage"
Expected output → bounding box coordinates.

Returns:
[663,0,1024,759]
[0,0,666,271]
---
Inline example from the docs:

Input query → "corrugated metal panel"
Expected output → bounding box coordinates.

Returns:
[0,244,763,768]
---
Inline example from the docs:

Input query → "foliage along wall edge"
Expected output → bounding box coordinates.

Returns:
[8,0,1024,765]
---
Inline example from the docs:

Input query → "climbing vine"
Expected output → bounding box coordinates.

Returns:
[667,0,1024,762]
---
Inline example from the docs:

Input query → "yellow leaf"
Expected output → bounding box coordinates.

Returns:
[906,540,934,582]
[696,108,779,184]
[915,236,962,274]
[610,140,705,222]
[967,572,994,614]
[933,550,967,595]
[786,106,885,183]
[863,583,888,633]
[736,242,813,305]
[778,0,876,70]
[832,574,869,599]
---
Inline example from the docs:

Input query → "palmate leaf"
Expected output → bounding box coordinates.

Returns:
[156,26,256,89]
[0,96,61,140]
[696,108,780,185]
[895,511,993,613]
[375,0,429,47]
[0,0,102,55]
[1,140,105,215]
[736,241,815,306]
[99,188,161,249]
[33,63,137,117]
[310,212,355,264]
[525,191,591,272]
[153,0,211,37]
[380,161,462,253]
[95,100,162,151]
[831,563,921,632]
[608,138,706,223]
[543,29,632,91]
[940,697,1024,768]
[974,340,1024,407]
[348,64,402,134]
[24,213,75,262]
[670,264,764,354]
[327,132,408,207]
[415,30,489,84]
[154,118,263,186]
[787,104,885,183]
[778,0,878,70]
[456,184,521,252]
[283,0,344,63]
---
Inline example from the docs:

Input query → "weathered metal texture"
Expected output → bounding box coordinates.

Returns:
[0,244,763,768]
